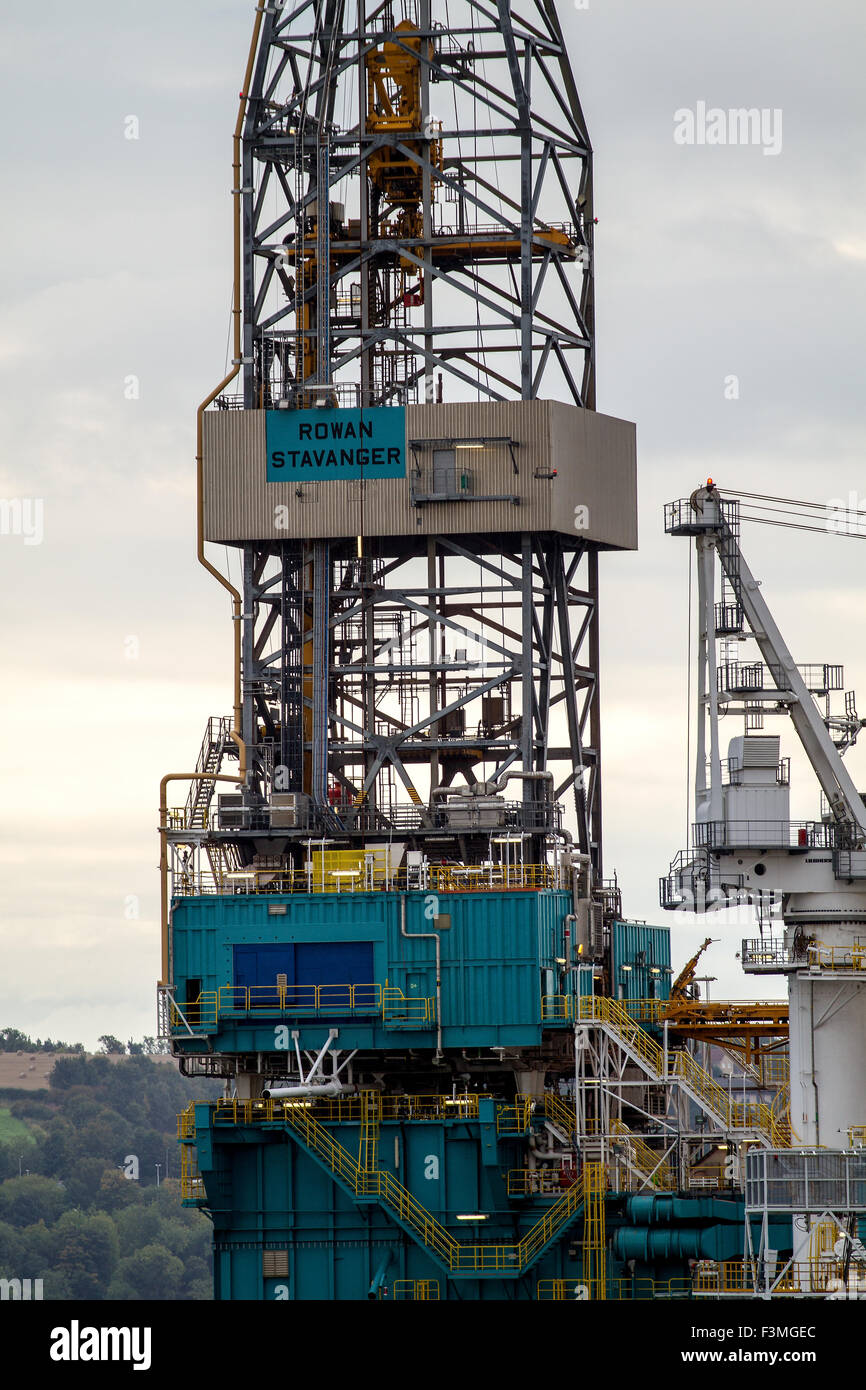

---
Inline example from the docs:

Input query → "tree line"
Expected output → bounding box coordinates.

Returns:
[0,1048,221,1299]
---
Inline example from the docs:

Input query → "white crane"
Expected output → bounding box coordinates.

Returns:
[662,482,866,1147]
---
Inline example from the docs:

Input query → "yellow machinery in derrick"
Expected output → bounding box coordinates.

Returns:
[366,19,441,273]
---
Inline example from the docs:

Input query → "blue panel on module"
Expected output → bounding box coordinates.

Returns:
[169,889,573,1053]
[266,406,406,481]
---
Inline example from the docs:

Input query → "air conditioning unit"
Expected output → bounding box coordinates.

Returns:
[217,794,244,829]
[270,792,311,828]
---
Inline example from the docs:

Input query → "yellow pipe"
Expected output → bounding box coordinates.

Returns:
[159,4,265,987]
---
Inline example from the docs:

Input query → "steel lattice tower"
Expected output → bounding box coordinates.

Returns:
[210,0,619,879]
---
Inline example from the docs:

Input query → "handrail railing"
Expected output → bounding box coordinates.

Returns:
[169,983,436,1031]
[181,1096,585,1273]
[610,1118,676,1190]
[579,996,786,1147]
[693,1259,866,1297]
[169,862,570,897]
[578,996,665,1073]
[204,1093,489,1127]
[180,1145,206,1201]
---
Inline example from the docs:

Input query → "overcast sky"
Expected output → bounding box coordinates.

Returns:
[1,0,864,1048]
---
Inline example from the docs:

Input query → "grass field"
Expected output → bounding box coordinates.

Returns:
[0,1107,36,1145]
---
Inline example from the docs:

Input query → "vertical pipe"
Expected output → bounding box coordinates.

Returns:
[694,535,708,811]
[587,547,602,883]
[358,7,371,405]
[428,538,440,795]
[311,541,330,806]
[521,535,534,834]
[400,894,443,1063]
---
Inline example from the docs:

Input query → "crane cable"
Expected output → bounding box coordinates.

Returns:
[717,487,866,539]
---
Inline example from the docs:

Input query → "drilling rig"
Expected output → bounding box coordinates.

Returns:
[159,0,640,1302]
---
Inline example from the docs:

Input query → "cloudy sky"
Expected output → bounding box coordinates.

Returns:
[1,0,864,1048]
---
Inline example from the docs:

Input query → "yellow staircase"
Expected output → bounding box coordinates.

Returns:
[281,1102,584,1276]
[578,997,788,1148]
[610,1118,676,1190]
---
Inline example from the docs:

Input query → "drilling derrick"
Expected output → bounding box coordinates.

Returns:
[163,1,637,1302]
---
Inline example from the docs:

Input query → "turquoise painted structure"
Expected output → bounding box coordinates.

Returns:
[171,889,574,1056]
[174,886,597,1299]
[188,1101,587,1301]
[610,921,672,1006]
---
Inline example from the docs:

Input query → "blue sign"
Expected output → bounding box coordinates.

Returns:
[266,407,406,482]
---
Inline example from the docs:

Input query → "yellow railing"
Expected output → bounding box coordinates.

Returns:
[770,1087,791,1146]
[609,1277,692,1300]
[622,998,666,1024]
[178,1103,196,1140]
[694,1259,866,1296]
[580,996,787,1147]
[358,1089,381,1173]
[758,1054,789,1086]
[533,1091,577,1137]
[537,1278,572,1300]
[848,1125,866,1147]
[538,1276,692,1301]
[541,994,573,1021]
[542,995,665,1025]
[284,1104,582,1273]
[180,1096,585,1274]
[578,996,665,1073]
[507,1167,579,1197]
[180,1145,206,1201]
[539,1276,692,1300]
[610,1119,676,1190]
[383,987,437,1028]
[496,1097,533,1135]
[808,941,866,971]
[170,983,435,1030]
[207,1092,490,1128]
[171,862,569,898]
[392,1280,440,1301]
[582,1162,607,1300]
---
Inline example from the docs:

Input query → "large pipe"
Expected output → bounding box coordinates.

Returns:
[368,1250,393,1301]
[158,7,265,988]
[194,2,266,770]
[400,894,443,1063]
[494,770,554,793]
[262,1081,348,1099]
[564,913,576,970]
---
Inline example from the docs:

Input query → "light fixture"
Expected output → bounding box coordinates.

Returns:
[456,1213,489,1221]
[620,964,632,973]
